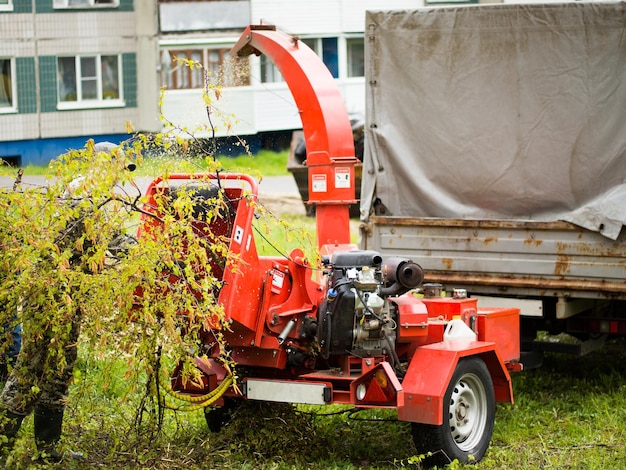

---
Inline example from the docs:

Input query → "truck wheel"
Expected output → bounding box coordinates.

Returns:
[411,357,495,466]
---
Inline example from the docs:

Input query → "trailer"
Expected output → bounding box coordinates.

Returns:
[136,25,522,466]
[359,1,626,360]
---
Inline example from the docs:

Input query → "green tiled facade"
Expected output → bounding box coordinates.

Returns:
[11,0,32,13]
[119,0,133,13]
[34,0,52,13]
[38,56,58,113]
[15,58,37,114]
[122,53,137,108]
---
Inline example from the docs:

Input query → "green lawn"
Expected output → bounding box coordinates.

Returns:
[9,338,620,469]
[136,148,291,178]
[2,148,291,178]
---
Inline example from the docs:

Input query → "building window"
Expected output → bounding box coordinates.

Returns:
[257,37,340,84]
[259,55,283,84]
[57,55,123,108]
[162,49,204,89]
[347,38,364,78]
[53,0,119,9]
[160,48,249,90]
[0,58,15,112]
[321,38,338,78]
[301,37,339,79]
[0,0,13,12]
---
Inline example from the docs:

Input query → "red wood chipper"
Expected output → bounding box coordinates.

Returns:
[138,25,521,466]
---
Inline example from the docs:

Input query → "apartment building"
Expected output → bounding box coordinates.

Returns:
[0,0,157,165]
[4,0,499,166]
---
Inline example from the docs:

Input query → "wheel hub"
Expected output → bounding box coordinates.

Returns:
[455,398,469,423]
[448,373,488,451]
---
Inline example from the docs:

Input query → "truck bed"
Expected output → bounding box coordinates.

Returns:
[362,216,626,302]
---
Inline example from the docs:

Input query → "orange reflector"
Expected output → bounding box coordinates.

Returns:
[375,370,388,389]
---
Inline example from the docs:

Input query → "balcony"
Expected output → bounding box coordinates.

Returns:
[159,1,250,33]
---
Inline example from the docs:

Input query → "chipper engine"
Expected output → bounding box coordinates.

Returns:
[137,25,521,466]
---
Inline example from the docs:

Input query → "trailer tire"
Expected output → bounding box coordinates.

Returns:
[411,357,495,466]
[204,398,241,433]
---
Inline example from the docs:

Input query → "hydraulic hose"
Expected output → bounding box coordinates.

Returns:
[159,370,235,410]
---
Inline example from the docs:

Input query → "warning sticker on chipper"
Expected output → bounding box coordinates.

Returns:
[311,174,327,192]
[271,270,285,294]
[335,168,351,188]
[234,226,244,244]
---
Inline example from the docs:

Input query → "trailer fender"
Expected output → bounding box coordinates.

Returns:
[398,342,513,425]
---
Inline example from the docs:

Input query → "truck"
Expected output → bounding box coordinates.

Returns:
[136,24,522,466]
[358,1,626,362]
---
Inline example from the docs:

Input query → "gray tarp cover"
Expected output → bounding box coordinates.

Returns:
[362,2,626,239]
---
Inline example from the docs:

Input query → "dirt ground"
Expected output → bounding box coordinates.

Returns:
[258,193,308,217]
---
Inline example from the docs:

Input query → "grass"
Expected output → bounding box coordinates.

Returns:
[483,342,626,469]
[2,148,291,178]
[7,339,625,469]
[136,148,291,178]
[215,149,291,177]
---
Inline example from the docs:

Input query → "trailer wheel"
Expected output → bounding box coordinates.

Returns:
[411,357,495,466]
[204,398,241,433]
